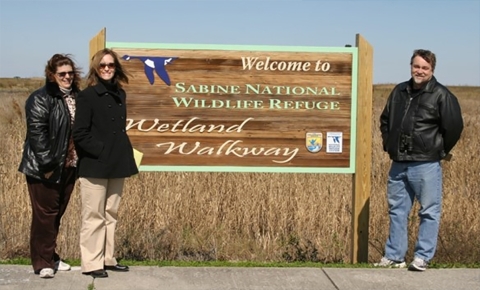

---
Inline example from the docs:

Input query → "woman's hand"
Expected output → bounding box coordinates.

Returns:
[44,171,54,179]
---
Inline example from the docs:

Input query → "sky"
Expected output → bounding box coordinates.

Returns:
[0,0,479,86]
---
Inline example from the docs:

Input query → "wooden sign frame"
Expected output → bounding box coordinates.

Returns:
[89,28,373,263]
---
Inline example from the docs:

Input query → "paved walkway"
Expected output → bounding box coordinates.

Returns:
[0,265,479,290]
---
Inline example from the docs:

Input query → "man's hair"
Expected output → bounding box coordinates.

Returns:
[410,49,436,71]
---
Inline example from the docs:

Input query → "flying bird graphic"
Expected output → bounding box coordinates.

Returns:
[122,55,178,85]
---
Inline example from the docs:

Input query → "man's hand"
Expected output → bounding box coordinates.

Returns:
[444,153,453,161]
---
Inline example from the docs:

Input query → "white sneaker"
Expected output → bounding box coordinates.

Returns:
[54,260,71,271]
[39,268,55,278]
[373,256,407,268]
[408,257,428,271]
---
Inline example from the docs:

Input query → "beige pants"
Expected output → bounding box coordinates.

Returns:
[79,177,125,272]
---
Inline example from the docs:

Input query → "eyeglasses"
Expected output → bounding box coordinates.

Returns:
[99,62,116,69]
[56,71,74,77]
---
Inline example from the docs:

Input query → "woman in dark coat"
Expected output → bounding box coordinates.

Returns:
[18,53,81,278]
[73,48,138,278]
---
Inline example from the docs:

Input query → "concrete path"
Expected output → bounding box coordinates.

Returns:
[1,265,479,290]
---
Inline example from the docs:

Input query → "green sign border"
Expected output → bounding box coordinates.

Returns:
[107,41,358,174]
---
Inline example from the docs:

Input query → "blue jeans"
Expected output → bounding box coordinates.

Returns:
[384,161,443,262]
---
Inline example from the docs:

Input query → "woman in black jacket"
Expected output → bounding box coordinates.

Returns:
[73,48,138,278]
[18,53,81,278]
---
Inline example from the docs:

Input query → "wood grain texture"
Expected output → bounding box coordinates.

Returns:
[351,34,374,264]
[89,28,106,63]
[113,47,354,168]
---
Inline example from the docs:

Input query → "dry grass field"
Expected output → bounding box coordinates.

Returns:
[0,78,478,264]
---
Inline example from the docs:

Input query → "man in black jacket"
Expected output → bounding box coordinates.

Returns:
[375,49,463,271]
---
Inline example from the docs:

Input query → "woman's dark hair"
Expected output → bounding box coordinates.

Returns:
[44,54,82,89]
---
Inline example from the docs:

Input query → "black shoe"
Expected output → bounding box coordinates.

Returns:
[104,264,129,272]
[83,269,108,278]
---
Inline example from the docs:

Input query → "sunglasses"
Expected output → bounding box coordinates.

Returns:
[56,71,74,77]
[99,62,116,69]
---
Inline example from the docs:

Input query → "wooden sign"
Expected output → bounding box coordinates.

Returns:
[93,29,373,263]
[107,42,358,173]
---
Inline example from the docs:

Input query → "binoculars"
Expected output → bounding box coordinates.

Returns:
[400,134,413,153]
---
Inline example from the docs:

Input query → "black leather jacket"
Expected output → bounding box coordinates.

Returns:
[380,76,463,162]
[18,81,79,183]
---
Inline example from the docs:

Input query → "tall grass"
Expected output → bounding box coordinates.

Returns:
[1,79,479,264]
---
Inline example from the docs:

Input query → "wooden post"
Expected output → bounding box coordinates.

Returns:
[89,28,106,63]
[351,34,373,263]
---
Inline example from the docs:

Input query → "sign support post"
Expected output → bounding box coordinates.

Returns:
[351,33,373,263]
[89,28,106,63]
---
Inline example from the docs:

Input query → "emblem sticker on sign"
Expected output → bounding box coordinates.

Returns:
[326,132,343,153]
[306,133,323,153]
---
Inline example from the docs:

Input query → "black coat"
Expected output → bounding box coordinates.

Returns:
[73,82,138,178]
[380,76,463,161]
[18,81,79,183]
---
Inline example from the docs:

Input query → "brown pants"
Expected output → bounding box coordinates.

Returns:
[26,167,76,272]
[79,177,124,272]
